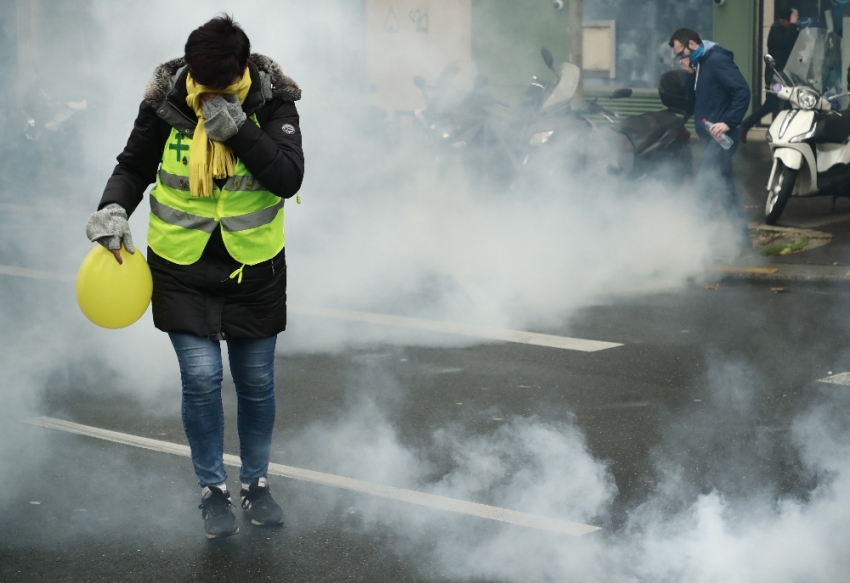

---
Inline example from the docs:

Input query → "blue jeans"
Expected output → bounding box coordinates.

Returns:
[169,332,278,488]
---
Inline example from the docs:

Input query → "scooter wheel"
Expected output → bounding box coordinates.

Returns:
[765,161,797,225]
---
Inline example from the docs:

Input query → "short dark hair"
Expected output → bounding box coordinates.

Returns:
[668,28,702,48]
[184,14,251,88]
[777,8,793,20]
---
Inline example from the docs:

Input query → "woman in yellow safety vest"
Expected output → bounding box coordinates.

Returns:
[84,15,303,539]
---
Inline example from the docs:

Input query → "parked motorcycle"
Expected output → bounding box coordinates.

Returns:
[413,62,518,189]
[413,48,645,188]
[763,27,848,224]
[519,49,623,178]
[583,69,694,179]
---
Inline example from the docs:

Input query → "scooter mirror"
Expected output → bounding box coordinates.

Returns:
[611,88,633,99]
[764,54,776,69]
[541,47,555,72]
[413,76,427,90]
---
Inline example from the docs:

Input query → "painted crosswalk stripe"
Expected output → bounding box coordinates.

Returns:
[289,305,622,352]
[0,263,623,352]
[818,372,850,386]
[0,264,74,282]
[25,416,599,537]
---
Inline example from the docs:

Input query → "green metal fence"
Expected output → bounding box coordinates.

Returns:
[583,88,696,134]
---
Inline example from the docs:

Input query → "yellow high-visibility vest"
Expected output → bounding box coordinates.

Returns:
[147,115,284,266]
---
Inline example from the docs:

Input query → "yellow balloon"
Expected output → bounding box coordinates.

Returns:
[76,245,153,329]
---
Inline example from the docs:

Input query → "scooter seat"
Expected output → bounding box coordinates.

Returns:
[814,111,850,143]
[617,111,684,155]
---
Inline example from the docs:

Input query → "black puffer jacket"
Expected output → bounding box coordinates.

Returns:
[98,54,304,339]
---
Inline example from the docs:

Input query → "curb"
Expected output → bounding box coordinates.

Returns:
[712,264,850,283]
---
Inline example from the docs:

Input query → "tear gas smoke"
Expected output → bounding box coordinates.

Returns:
[275,358,850,583]
[3,2,847,583]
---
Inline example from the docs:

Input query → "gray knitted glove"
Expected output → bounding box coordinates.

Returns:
[202,94,246,142]
[85,203,135,254]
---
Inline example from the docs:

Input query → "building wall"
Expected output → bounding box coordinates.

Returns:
[712,0,757,115]
[469,0,713,95]
[470,0,568,100]
[583,0,713,89]
[13,0,99,104]
[365,0,472,112]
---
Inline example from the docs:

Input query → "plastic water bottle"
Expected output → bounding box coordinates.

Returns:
[702,119,734,150]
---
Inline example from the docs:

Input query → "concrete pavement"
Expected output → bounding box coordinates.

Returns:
[700,138,850,282]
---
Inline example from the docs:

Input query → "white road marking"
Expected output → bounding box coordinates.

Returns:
[818,372,850,386]
[0,263,622,352]
[25,416,599,536]
[290,305,622,352]
[0,202,90,217]
[0,264,74,282]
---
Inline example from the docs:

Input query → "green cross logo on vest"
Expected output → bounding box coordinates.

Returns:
[148,116,285,266]
[168,133,190,162]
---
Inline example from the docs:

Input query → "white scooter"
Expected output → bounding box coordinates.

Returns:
[764,27,850,224]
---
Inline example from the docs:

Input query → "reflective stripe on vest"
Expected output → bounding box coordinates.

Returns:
[147,119,284,266]
[158,169,270,193]
[150,191,284,233]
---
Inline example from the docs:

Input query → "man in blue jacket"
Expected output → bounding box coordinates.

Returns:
[669,28,751,243]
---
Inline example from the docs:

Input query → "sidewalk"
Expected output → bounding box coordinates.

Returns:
[710,138,850,283]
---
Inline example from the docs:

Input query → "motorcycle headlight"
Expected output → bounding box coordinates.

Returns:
[790,126,816,143]
[797,88,819,110]
[530,130,555,146]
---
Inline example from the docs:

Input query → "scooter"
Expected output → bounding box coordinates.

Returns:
[763,27,850,224]
[413,63,517,188]
[412,49,631,187]
[518,48,632,180]
[412,50,599,189]
[583,69,694,179]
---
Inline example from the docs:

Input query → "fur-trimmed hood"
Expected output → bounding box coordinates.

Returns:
[143,53,301,109]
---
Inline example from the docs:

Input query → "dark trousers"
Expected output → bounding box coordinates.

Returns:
[695,128,748,242]
[741,93,780,130]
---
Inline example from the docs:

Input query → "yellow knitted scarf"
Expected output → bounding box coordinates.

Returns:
[185,68,252,198]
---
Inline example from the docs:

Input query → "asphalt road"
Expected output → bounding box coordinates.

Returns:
[3,142,850,581]
[2,268,849,582]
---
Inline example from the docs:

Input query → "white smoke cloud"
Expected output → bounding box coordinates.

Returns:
[272,358,850,583]
[9,4,847,583]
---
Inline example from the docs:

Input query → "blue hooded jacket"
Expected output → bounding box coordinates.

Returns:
[686,41,751,140]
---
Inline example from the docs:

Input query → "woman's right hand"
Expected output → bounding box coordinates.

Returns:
[85,203,135,264]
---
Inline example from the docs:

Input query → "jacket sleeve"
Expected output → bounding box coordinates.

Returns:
[226,99,304,199]
[99,101,166,216]
[717,57,752,129]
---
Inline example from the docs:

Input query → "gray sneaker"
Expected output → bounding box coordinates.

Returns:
[240,477,284,526]
[199,486,239,539]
